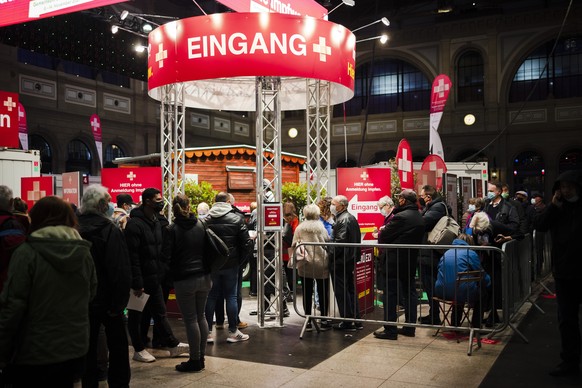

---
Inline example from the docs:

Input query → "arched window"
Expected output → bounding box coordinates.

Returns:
[29,134,52,174]
[509,36,582,102]
[66,139,92,175]
[512,151,545,196]
[104,143,126,168]
[559,149,582,174]
[457,50,484,103]
[336,58,431,117]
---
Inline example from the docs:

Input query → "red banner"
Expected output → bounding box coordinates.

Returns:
[429,74,452,160]
[18,102,28,151]
[396,139,414,190]
[90,114,103,167]
[62,171,82,206]
[0,91,19,149]
[101,167,162,204]
[147,12,355,111]
[0,0,128,28]
[216,0,327,18]
[421,154,447,191]
[21,176,54,209]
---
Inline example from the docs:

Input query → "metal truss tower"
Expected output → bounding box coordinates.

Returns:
[160,83,186,221]
[306,80,331,205]
[255,76,284,327]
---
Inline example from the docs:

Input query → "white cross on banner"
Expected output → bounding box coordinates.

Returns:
[90,114,103,168]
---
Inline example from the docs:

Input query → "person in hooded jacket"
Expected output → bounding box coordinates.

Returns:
[535,170,582,377]
[0,196,97,387]
[374,189,425,340]
[125,187,188,363]
[166,194,211,373]
[78,184,131,388]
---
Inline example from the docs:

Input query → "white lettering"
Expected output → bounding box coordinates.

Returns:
[209,34,226,56]
[189,32,307,58]
[270,33,287,54]
[0,114,9,128]
[289,34,306,56]
[250,33,268,54]
[188,37,202,59]
[229,33,247,55]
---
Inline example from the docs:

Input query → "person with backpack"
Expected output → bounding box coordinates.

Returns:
[0,185,26,296]
[78,184,131,388]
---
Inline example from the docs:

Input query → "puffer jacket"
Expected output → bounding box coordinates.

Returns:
[292,219,330,279]
[0,226,97,367]
[204,202,251,270]
[125,206,164,290]
[166,215,208,281]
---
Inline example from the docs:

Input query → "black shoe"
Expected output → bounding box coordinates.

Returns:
[176,359,202,373]
[283,307,290,317]
[333,322,357,332]
[200,356,205,370]
[398,328,416,337]
[549,362,580,377]
[355,322,364,330]
[305,322,313,332]
[419,315,442,325]
[319,320,332,331]
[373,329,398,340]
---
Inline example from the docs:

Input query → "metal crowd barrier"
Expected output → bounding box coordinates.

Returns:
[290,240,530,356]
[532,230,554,296]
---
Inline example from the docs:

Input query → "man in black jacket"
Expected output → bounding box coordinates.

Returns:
[375,189,425,340]
[535,171,582,377]
[125,188,188,362]
[330,195,363,331]
[204,192,252,343]
[78,184,131,387]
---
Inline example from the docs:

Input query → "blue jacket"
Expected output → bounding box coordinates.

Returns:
[434,239,491,304]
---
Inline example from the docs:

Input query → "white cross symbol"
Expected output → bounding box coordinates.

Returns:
[433,78,450,98]
[68,175,72,184]
[360,171,369,181]
[155,43,168,68]
[312,37,331,62]
[429,161,444,178]
[27,181,46,202]
[90,117,100,132]
[127,171,137,181]
[398,149,412,182]
[18,106,24,119]
[3,97,16,112]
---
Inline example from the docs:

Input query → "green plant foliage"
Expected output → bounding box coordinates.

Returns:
[281,182,326,216]
[183,180,217,212]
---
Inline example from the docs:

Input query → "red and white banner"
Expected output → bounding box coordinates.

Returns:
[147,12,355,111]
[18,102,28,151]
[421,154,447,191]
[90,114,103,168]
[62,171,82,206]
[21,176,54,209]
[0,91,19,149]
[429,74,452,161]
[0,0,128,28]
[396,139,414,190]
[216,0,327,18]
[101,167,162,204]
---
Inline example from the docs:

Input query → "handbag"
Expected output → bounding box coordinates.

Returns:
[427,203,460,245]
[201,220,230,272]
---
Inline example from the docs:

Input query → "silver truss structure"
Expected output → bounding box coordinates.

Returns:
[160,83,186,221]
[255,76,284,327]
[306,80,331,205]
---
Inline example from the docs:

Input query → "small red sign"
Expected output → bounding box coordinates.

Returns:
[21,176,54,209]
[0,91,19,149]
[62,171,82,206]
[101,167,162,204]
[263,203,282,231]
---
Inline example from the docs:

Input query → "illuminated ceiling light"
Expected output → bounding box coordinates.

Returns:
[381,17,390,26]
[120,10,129,20]
[326,0,355,17]
[464,114,476,126]
[352,17,390,33]
[111,25,119,34]
[141,23,153,33]
[356,34,389,44]
[288,128,298,138]
[135,45,147,53]
[380,34,388,44]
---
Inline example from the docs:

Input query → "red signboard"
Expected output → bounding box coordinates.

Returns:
[0,91,19,148]
[421,154,447,191]
[396,138,414,190]
[62,171,82,206]
[216,0,328,18]
[21,176,54,209]
[263,203,282,231]
[101,167,162,204]
[0,0,128,28]
[18,102,28,151]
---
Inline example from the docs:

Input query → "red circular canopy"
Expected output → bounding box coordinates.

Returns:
[147,12,356,111]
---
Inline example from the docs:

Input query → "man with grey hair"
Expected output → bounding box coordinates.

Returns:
[330,194,363,331]
[78,184,132,387]
[0,185,26,294]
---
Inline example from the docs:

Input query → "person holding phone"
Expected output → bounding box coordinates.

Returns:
[535,170,582,377]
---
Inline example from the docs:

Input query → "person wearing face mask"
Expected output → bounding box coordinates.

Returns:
[461,198,477,234]
[78,184,132,387]
[125,187,189,363]
[373,196,395,239]
[531,194,546,213]
[514,190,536,233]
[535,170,582,377]
[501,183,528,237]
[113,193,136,230]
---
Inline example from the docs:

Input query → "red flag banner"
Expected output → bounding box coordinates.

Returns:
[396,139,414,190]
[90,114,103,167]
[0,91,19,149]
[421,154,447,191]
[21,176,54,209]
[18,102,28,151]
[429,74,452,160]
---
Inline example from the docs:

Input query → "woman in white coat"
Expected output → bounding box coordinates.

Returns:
[291,204,330,331]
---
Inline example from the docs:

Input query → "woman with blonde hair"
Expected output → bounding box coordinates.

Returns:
[291,204,331,331]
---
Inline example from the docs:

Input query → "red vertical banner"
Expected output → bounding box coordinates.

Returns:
[90,114,103,168]
[18,102,28,151]
[0,91,19,148]
[396,139,414,190]
[337,167,392,314]
[21,176,54,209]
[62,171,82,206]
[421,154,447,191]
[429,74,452,160]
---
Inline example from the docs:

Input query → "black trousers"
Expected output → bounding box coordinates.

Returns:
[331,263,360,319]
[555,277,582,365]
[3,356,85,388]
[302,276,329,316]
[83,311,130,388]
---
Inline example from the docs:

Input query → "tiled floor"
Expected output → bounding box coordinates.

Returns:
[119,294,520,388]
